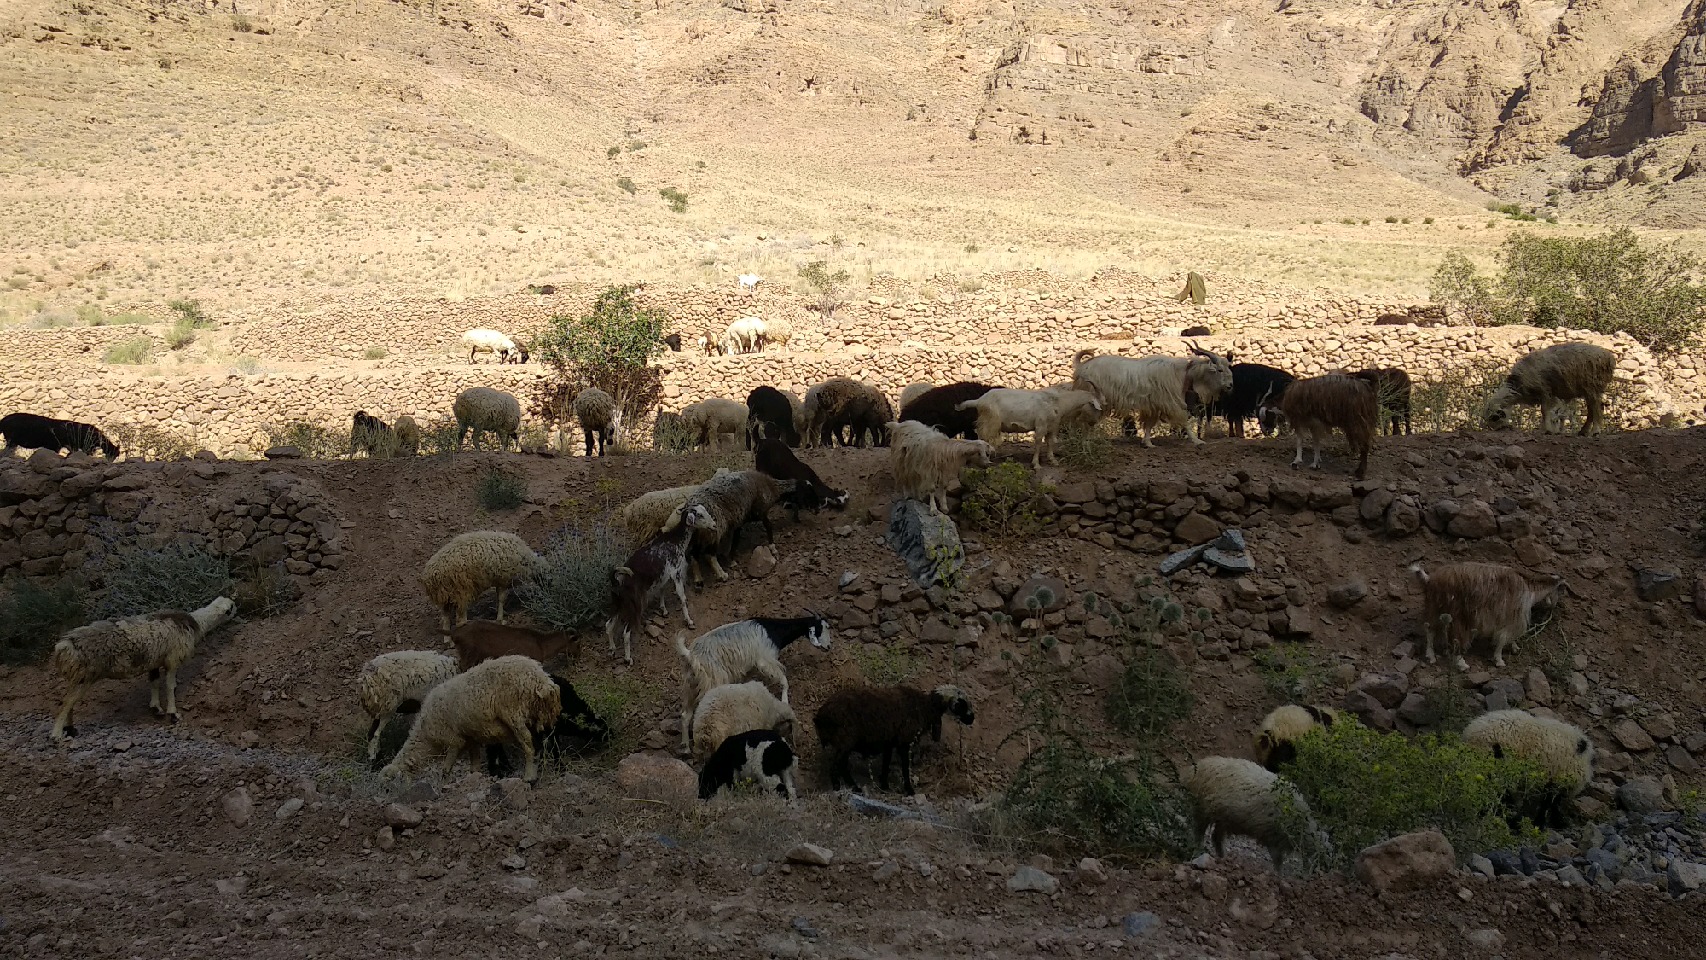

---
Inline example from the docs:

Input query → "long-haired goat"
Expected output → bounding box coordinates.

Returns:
[1070,342,1234,447]
[1348,367,1412,437]
[888,420,993,513]
[1262,374,1376,479]
[1410,561,1569,671]
[897,381,994,440]
[1483,342,1616,435]
[953,387,1101,467]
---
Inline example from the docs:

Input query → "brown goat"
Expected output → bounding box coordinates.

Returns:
[446,619,581,672]
[1264,375,1376,479]
[1348,367,1412,436]
[1411,562,1569,671]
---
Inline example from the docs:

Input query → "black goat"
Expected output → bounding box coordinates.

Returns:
[663,333,683,352]
[1212,363,1296,438]
[1349,367,1413,436]
[0,412,119,459]
[897,382,993,440]
[486,676,610,776]
[745,386,800,448]
[753,438,848,520]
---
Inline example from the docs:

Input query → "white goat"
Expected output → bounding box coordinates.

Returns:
[674,615,832,754]
[738,273,762,293]
[954,386,1102,467]
[1070,343,1234,447]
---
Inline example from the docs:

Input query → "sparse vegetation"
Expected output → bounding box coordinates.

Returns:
[530,284,669,444]
[518,523,626,631]
[1106,647,1194,739]
[1052,422,1114,470]
[263,420,350,459]
[1411,356,1523,432]
[1254,642,1328,703]
[958,462,1052,538]
[616,177,637,195]
[797,259,851,316]
[853,640,923,686]
[87,527,234,621]
[475,467,527,511]
[103,336,154,365]
[108,423,199,461]
[658,186,688,213]
[0,576,88,666]
[363,346,388,360]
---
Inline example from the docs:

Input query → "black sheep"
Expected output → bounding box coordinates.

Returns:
[1349,367,1413,436]
[0,412,119,458]
[486,676,611,776]
[814,683,975,795]
[897,382,993,440]
[753,438,848,519]
[745,386,800,448]
[698,729,798,800]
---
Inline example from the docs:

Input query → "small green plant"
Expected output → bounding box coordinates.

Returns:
[262,421,348,459]
[476,467,527,511]
[606,145,621,158]
[625,140,647,152]
[87,529,234,620]
[103,336,154,365]
[797,259,851,316]
[964,243,980,253]
[1105,647,1194,739]
[167,299,211,328]
[1253,642,1327,703]
[1384,215,1399,224]
[651,412,696,453]
[1486,201,1537,221]
[563,672,655,765]
[363,346,388,360]
[853,640,923,686]
[518,523,626,631]
[231,13,253,32]
[658,186,688,213]
[164,317,197,350]
[1423,216,1435,224]
[232,355,264,375]
[958,461,1052,538]
[1411,356,1522,432]
[616,177,636,195]
[0,576,88,666]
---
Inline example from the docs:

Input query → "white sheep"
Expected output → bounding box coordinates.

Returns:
[689,680,799,761]
[760,315,793,350]
[380,655,562,784]
[1253,704,1340,772]
[420,530,540,630]
[723,316,767,355]
[1483,342,1617,435]
[394,415,421,456]
[1462,709,1594,825]
[887,419,994,512]
[1411,561,1569,670]
[453,386,522,451]
[1070,344,1234,447]
[674,615,832,754]
[954,386,1102,467]
[49,596,238,740]
[737,273,762,293]
[357,650,459,762]
[572,387,621,458]
[1181,756,1316,870]
[680,398,749,450]
[462,328,521,364]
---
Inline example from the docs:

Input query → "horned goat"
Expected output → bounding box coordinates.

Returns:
[1070,342,1234,446]
[674,614,831,754]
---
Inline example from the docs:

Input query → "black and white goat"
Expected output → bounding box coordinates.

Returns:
[606,503,717,664]
[674,614,832,755]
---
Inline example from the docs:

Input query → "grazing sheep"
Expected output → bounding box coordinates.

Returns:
[758,315,792,350]
[699,729,798,800]
[394,415,421,455]
[420,531,540,631]
[350,410,395,457]
[898,382,995,440]
[782,389,806,441]
[462,328,522,364]
[737,273,762,293]
[746,386,801,448]
[674,615,832,754]
[615,471,733,543]
[954,386,1102,467]
[754,438,849,520]
[1483,342,1617,435]
[49,596,238,740]
[1262,374,1376,479]
[1410,562,1568,671]
[486,675,611,776]
[379,655,561,784]
[1348,367,1413,436]
[1253,704,1340,773]
[1462,708,1594,827]
[453,387,522,452]
[572,387,621,458]
[357,650,459,762]
[898,382,934,411]
[1208,363,1296,439]
[0,412,120,459]
[662,469,791,584]
[814,683,975,795]
[681,397,749,450]
[1070,343,1235,447]
[663,333,683,352]
[607,503,718,664]
[446,619,580,672]
[689,680,799,760]
[1181,756,1315,870]
[724,316,767,354]
[803,377,892,447]
[888,420,993,513]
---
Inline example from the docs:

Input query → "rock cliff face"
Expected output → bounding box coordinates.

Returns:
[1656,0,1706,132]
[1570,0,1706,156]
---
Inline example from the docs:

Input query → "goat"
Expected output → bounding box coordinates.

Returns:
[1484,342,1617,435]
[1070,342,1234,447]
[1411,562,1569,671]
[1348,367,1412,436]
[1261,374,1376,479]
[897,381,993,440]
[888,420,993,513]
[606,503,717,664]
[446,619,581,672]
[753,438,848,520]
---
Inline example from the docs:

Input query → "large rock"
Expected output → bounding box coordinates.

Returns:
[1173,512,1224,545]
[887,499,965,590]
[614,754,698,805]
[1008,574,1069,617]
[1634,567,1684,602]
[1446,500,1499,539]
[1007,866,1059,894]
[1354,830,1455,892]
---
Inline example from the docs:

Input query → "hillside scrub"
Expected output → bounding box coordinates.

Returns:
[531,284,668,436]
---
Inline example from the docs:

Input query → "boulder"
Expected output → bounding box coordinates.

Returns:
[1634,567,1684,602]
[1354,830,1455,892]
[1009,574,1069,617]
[614,753,697,805]
[887,499,965,590]
[1173,512,1223,545]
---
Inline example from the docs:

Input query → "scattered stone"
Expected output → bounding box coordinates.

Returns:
[1173,512,1223,545]
[1326,579,1368,609]
[215,876,249,897]
[786,843,834,866]
[374,826,395,851]
[1466,928,1505,951]
[262,446,302,460]
[1612,719,1656,752]
[846,793,932,821]
[790,917,821,940]
[614,754,697,805]
[1468,855,1495,878]
[1354,671,1409,709]
[1524,669,1553,707]
[746,544,777,579]
[1121,912,1161,939]
[274,797,303,822]
[1618,778,1665,814]
[1634,567,1684,602]
[221,787,253,827]
[1007,866,1058,894]
[1202,544,1256,574]
[1009,574,1069,617]
[1668,861,1705,897]
[1446,500,1498,539]
[1076,857,1108,884]
[493,777,531,812]
[1159,543,1208,576]
[1354,830,1455,892]
[383,803,423,829]
[873,860,901,881]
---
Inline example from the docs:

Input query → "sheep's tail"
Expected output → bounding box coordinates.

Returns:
[48,638,80,679]
[672,631,692,661]
[1408,562,1428,585]
[954,399,976,412]
[1072,348,1096,370]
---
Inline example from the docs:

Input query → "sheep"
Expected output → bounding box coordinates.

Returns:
[681,397,749,450]
[954,386,1102,467]
[674,615,832,754]
[699,729,799,800]
[737,273,762,293]
[662,469,791,584]
[0,412,120,459]
[462,328,522,364]
[782,388,806,441]
[888,420,993,513]
[689,680,799,761]
[615,471,734,542]
[898,382,996,439]
[1348,367,1413,436]
[837,390,895,448]
[1410,561,1569,671]
[1483,342,1617,435]
[486,675,611,776]
[1253,704,1340,773]
[420,531,540,631]
[572,387,621,458]
[1462,708,1594,827]
[723,316,767,355]
[393,415,421,455]
[607,502,718,664]
[356,650,459,762]
[446,619,580,672]
[746,386,801,448]
[350,410,395,457]
[754,438,849,520]
[379,655,561,784]
[453,387,522,451]
[898,382,934,411]
[813,683,975,795]
[505,340,530,365]
[1261,374,1376,479]
[49,596,237,740]
[1181,756,1315,870]
[663,332,683,352]
[803,377,892,448]
[1069,342,1234,447]
[1206,363,1295,439]
[761,315,793,349]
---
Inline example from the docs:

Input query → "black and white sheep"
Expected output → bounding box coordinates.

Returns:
[49,596,238,740]
[1483,342,1617,435]
[954,386,1102,467]
[745,385,802,448]
[1410,561,1569,671]
[1181,756,1317,870]
[1261,374,1377,479]
[688,680,799,760]
[753,438,848,520]
[1253,704,1340,773]
[674,615,832,754]
[1206,363,1295,439]
[356,650,460,762]
[897,381,994,440]
[681,397,749,450]
[699,729,798,800]
[607,502,718,664]
[0,412,120,459]
[1348,367,1413,436]
[888,420,993,513]
[572,387,621,457]
[380,655,562,784]
[485,675,611,777]
[1462,708,1594,827]
[1070,343,1235,447]
[420,530,540,631]
[813,683,975,795]
[803,377,892,448]
[453,387,522,451]
[661,469,792,584]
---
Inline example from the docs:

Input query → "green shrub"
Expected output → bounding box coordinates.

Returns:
[164,317,197,350]
[231,559,300,618]
[1105,647,1194,739]
[88,530,234,620]
[958,461,1051,538]
[658,187,688,213]
[0,577,88,666]
[562,672,655,766]
[798,259,851,316]
[616,177,636,195]
[1253,642,1328,703]
[1277,718,1548,873]
[167,299,211,328]
[1053,422,1114,470]
[363,346,388,360]
[476,467,527,511]
[1411,356,1524,432]
[853,640,923,686]
[103,336,154,365]
[518,523,625,631]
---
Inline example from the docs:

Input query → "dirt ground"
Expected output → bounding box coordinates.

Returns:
[3,429,1705,957]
